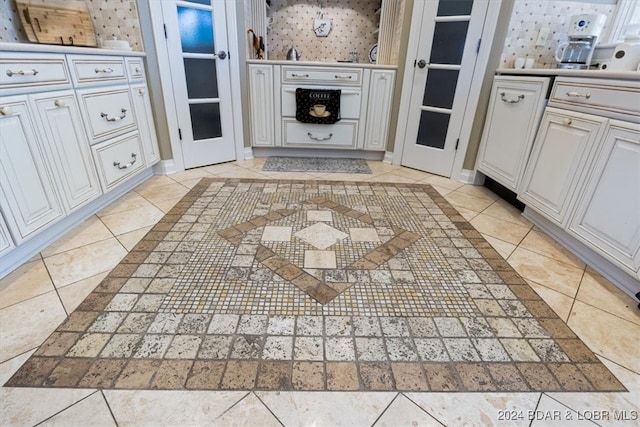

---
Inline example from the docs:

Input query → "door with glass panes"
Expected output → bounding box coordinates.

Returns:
[400,0,488,177]
[161,0,235,169]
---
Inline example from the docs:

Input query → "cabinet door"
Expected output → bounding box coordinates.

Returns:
[568,121,640,276]
[248,64,274,147]
[32,90,101,212]
[476,76,549,192]
[518,107,606,226]
[0,96,63,243]
[364,70,395,151]
[0,211,15,256]
[131,83,160,166]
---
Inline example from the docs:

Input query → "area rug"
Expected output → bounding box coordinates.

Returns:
[6,178,625,392]
[262,157,372,174]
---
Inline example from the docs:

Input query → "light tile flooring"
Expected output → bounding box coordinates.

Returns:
[1,159,638,426]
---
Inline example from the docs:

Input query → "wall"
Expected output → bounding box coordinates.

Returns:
[0,0,144,51]
[266,0,380,62]
[500,0,615,69]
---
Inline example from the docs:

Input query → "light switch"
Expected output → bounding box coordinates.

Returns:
[536,27,550,46]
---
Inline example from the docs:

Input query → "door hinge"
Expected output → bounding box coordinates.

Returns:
[476,39,481,53]
[163,24,167,39]
[455,138,460,150]
[178,128,182,140]
[413,59,417,68]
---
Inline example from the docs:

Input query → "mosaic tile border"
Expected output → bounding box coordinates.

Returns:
[4,178,626,392]
[262,157,372,174]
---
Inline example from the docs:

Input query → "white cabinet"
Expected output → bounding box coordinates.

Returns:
[364,69,395,151]
[568,121,640,277]
[131,83,160,166]
[31,90,100,212]
[0,96,64,243]
[0,212,14,256]
[476,76,549,192]
[518,107,606,227]
[248,64,275,147]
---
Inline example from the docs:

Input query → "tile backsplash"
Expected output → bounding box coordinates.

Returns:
[265,0,381,63]
[501,0,615,69]
[0,0,143,51]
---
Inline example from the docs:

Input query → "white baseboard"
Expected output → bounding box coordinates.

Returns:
[243,147,254,160]
[383,151,393,164]
[458,169,485,185]
[153,159,178,175]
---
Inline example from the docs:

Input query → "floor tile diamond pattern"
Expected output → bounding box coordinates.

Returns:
[5,178,625,393]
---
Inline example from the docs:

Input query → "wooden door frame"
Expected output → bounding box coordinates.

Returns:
[392,0,502,181]
[146,0,245,173]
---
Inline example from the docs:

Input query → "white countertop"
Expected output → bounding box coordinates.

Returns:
[247,59,397,69]
[496,67,640,81]
[0,42,145,57]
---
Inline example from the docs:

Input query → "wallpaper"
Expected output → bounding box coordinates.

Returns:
[265,0,381,63]
[0,0,144,51]
[501,0,615,69]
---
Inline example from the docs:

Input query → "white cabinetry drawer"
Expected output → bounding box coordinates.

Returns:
[67,55,127,86]
[282,67,362,85]
[91,132,145,191]
[77,86,136,143]
[283,119,357,148]
[282,86,361,119]
[126,58,145,81]
[0,54,70,92]
[550,78,640,122]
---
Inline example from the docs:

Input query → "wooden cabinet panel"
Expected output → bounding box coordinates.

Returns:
[364,69,395,151]
[249,65,275,147]
[131,84,160,166]
[76,85,136,143]
[91,132,145,192]
[0,211,15,256]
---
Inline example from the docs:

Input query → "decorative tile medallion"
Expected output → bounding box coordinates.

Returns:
[262,157,372,173]
[5,178,626,393]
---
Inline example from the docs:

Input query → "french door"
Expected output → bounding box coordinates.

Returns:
[161,0,236,169]
[400,0,488,177]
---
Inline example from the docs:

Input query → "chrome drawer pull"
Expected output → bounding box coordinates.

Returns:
[95,67,114,74]
[566,91,591,99]
[335,75,353,79]
[6,69,39,77]
[291,73,309,78]
[100,108,127,122]
[113,153,137,169]
[307,132,333,141]
[500,92,525,104]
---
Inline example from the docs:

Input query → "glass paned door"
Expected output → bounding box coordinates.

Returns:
[400,0,488,177]
[162,0,235,169]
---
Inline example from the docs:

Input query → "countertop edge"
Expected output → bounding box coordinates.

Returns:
[0,42,145,57]
[246,59,397,69]
[496,67,640,81]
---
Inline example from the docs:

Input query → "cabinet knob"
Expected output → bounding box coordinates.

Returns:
[135,67,141,73]
[54,99,65,107]
[138,88,145,95]
[0,106,10,115]
[562,117,573,126]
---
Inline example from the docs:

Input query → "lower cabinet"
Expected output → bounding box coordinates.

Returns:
[92,132,146,192]
[364,69,395,151]
[0,212,14,256]
[131,83,161,166]
[518,107,607,227]
[248,64,275,147]
[568,120,640,277]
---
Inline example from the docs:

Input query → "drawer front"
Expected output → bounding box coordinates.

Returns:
[283,119,357,148]
[0,55,70,91]
[67,55,127,86]
[281,86,361,119]
[550,78,640,120]
[77,86,136,143]
[282,67,362,85]
[92,133,145,191]
[126,57,145,81]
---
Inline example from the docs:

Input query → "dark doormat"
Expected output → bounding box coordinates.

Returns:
[262,157,372,174]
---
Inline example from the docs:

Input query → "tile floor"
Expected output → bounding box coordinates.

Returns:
[1,159,639,426]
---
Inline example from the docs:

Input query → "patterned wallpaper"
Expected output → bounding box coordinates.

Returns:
[0,0,144,51]
[501,0,615,69]
[265,0,381,63]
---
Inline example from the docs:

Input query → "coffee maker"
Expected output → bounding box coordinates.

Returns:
[555,14,606,69]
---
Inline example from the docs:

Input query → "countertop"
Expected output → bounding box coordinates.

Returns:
[0,42,145,57]
[496,67,639,81]
[247,59,397,69]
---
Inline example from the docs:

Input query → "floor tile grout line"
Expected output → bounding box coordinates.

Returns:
[529,393,544,427]
[210,391,251,421]
[566,267,588,324]
[0,346,39,367]
[594,353,640,377]
[32,389,101,427]
[542,393,602,427]
[368,392,401,426]
[400,393,447,426]
[38,253,70,318]
[100,389,121,427]
[252,391,286,427]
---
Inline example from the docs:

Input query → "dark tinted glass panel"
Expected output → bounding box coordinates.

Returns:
[416,111,450,149]
[177,6,214,54]
[430,21,469,64]
[437,0,473,16]
[190,103,222,140]
[423,69,459,109]
[184,58,218,99]
[184,0,210,4]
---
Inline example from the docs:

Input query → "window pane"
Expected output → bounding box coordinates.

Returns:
[416,111,450,149]
[423,69,459,109]
[437,0,473,16]
[184,58,218,99]
[429,21,469,65]
[177,6,214,54]
[190,103,222,140]
[184,0,210,5]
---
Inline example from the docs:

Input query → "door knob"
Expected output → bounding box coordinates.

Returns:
[216,51,227,60]
[417,59,427,68]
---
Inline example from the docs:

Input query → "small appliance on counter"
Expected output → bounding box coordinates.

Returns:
[286,46,301,61]
[555,14,606,69]
[607,25,640,71]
